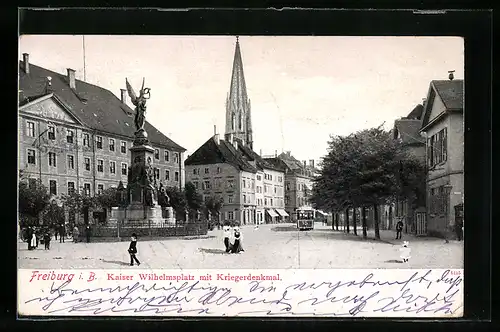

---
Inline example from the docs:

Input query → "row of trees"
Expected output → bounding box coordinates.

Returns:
[19,171,224,228]
[310,126,426,239]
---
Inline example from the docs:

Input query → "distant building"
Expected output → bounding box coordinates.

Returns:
[264,152,317,221]
[184,38,286,225]
[419,77,464,239]
[18,54,186,203]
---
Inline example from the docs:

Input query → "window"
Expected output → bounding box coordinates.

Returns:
[84,183,91,196]
[84,157,91,171]
[49,180,57,196]
[193,181,198,189]
[174,171,179,182]
[96,136,103,149]
[270,175,273,181]
[164,150,170,161]
[274,186,277,194]
[174,153,179,163]
[203,180,211,190]
[66,129,74,143]
[227,179,234,189]
[83,133,90,147]
[48,152,56,167]
[286,182,290,191]
[48,125,56,140]
[264,198,268,206]
[27,149,36,165]
[67,181,75,195]
[193,169,197,175]
[154,168,160,179]
[97,159,104,172]
[154,149,160,160]
[228,196,234,203]
[97,184,104,194]
[243,194,246,204]
[264,185,268,193]
[121,163,128,175]
[26,121,35,137]
[165,169,170,181]
[428,128,448,167]
[228,211,234,220]
[205,168,209,174]
[217,167,221,174]
[285,195,290,205]
[120,141,127,153]
[109,161,116,174]
[257,175,262,181]
[67,155,75,169]
[270,198,273,206]
[243,180,246,188]
[109,138,115,151]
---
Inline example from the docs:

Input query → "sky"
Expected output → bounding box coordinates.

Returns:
[18,35,464,163]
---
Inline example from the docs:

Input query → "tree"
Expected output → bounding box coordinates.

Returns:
[204,194,224,222]
[184,182,203,220]
[18,179,50,227]
[165,186,187,219]
[42,201,65,228]
[95,187,120,210]
[60,192,98,226]
[311,126,413,240]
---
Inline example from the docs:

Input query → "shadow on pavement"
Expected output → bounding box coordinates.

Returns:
[199,248,228,255]
[304,230,396,245]
[99,259,130,266]
[385,259,404,264]
[271,226,298,232]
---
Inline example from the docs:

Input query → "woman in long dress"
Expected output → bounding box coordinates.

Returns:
[30,227,37,250]
[231,226,244,254]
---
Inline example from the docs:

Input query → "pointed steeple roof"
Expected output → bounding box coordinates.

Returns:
[229,36,248,107]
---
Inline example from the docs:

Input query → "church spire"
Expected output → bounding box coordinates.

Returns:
[225,36,253,149]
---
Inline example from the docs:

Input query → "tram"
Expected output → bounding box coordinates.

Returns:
[296,209,315,231]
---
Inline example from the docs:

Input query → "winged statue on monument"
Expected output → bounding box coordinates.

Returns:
[125,77,151,133]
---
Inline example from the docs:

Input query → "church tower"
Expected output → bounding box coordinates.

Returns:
[225,36,253,149]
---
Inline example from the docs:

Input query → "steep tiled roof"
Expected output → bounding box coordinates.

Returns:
[432,79,464,110]
[18,62,186,152]
[406,104,424,120]
[238,143,285,172]
[184,136,257,173]
[393,119,424,146]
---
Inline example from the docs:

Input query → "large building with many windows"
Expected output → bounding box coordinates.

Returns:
[18,53,186,199]
[184,38,287,225]
[419,77,464,238]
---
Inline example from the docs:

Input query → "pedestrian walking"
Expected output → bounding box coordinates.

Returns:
[85,225,91,243]
[128,233,141,266]
[455,220,463,241]
[53,226,58,241]
[30,227,38,250]
[59,224,65,243]
[43,229,51,250]
[73,226,80,243]
[223,222,231,253]
[395,219,403,240]
[26,226,34,250]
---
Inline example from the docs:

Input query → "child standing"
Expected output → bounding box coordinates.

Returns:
[128,233,141,266]
[43,229,51,250]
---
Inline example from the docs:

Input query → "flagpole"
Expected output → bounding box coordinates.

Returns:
[82,36,86,82]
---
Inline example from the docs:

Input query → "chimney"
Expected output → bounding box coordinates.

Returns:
[260,149,262,156]
[120,89,127,104]
[214,133,220,145]
[309,160,315,168]
[67,68,76,89]
[214,125,217,136]
[45,76,53,93]
[275,150,277,157]
[22,53,30,74]
[448,70,455,81]
[303,160,306,168]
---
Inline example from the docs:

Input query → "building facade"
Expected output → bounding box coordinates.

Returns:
[264,152,316,221]
[419,77,464,238]
[18,54,186,201]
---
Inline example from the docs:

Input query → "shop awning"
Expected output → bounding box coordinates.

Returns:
[266,209,279,218]
[275,209,289,217]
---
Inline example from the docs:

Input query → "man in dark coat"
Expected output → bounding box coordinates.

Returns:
[26,226,33,250]
[59,224,65,243]
[396,219,404,240]
[85,225,91,243]
[128,233,141,266]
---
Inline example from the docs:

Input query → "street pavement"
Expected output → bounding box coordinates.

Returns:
[18,223,463,269]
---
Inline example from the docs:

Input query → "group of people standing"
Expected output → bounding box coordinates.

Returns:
[22,224,93,250]
[222,222,244,254]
